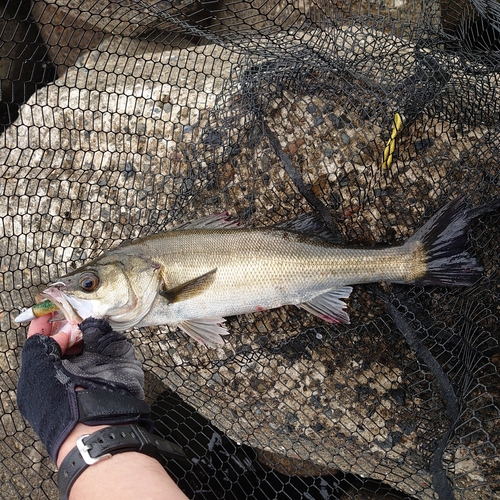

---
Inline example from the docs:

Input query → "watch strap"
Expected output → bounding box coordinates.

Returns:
[57,425,185,500]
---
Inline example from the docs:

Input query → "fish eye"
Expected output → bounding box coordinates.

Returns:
[79,273,99,292]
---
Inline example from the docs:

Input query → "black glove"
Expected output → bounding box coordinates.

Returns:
[17,318,151,462]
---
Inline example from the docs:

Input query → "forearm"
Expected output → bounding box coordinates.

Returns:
[57,423,189,500]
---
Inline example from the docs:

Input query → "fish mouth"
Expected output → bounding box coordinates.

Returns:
[39,285,85,346]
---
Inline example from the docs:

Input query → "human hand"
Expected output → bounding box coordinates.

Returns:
[27,313,77,354]
[17,316,151,462]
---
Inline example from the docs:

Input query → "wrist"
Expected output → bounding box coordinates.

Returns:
[57,423,111,467]
[55,388,153,466]
[56,424,186,500]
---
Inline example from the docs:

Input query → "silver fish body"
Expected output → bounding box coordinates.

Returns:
[15,198,481,347]
[124,227,421,322]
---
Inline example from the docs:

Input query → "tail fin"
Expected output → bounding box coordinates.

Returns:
[406,197,482,286]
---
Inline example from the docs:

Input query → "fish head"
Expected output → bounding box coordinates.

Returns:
[40,254,161,344]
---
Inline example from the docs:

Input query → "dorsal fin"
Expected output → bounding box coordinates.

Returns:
[160,268,217,303]
[275,214,344,244]
[175,213,242,230]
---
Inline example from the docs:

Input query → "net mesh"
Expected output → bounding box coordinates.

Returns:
[1,0,499,498]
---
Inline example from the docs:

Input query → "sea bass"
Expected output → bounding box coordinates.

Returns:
[16,198,482,347]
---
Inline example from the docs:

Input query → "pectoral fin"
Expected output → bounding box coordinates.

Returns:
[297,286,352,324]
[160,268,217,303]
[177,317,229,347]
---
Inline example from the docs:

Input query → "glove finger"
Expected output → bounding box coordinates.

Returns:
[79,318,135,358]
[21,334,62,363]
[80,323,110,352]
[79,318,129,351]
[96,331,136,358]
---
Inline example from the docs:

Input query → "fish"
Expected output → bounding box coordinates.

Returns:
[15,197,482,348]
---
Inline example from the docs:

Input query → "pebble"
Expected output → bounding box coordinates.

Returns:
[414,138,435,151]
[314,115,324,126]
[323,147,334,158]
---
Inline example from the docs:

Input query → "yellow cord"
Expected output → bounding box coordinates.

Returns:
[382,112,403,169]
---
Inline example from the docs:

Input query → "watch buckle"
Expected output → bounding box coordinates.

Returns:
[76,434,112,465]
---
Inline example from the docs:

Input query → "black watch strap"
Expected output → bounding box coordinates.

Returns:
[57,425,185,500]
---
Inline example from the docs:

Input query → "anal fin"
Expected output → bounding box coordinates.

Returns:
[161,268,217,303]
[177,317,229,347]
[297,286,352,324]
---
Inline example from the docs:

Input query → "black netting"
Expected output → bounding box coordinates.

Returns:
[1,0,500,499]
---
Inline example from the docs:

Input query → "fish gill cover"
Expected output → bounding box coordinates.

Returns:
[0,0,499,499]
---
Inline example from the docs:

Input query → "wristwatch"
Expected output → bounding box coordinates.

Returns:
[57,424,185,500]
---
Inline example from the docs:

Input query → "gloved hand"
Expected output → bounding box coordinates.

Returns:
[17,317,151,462]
